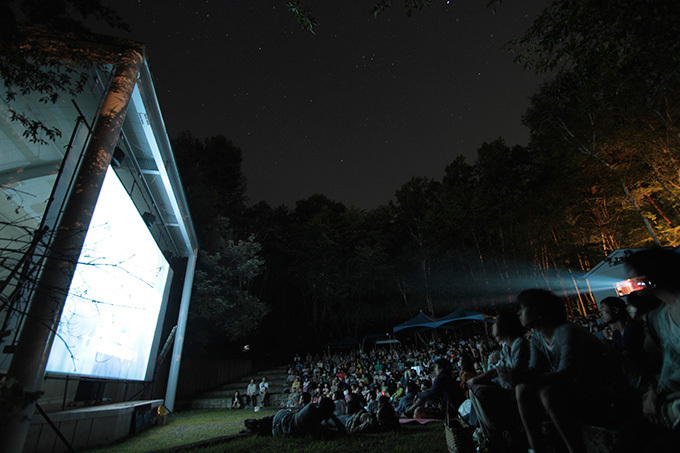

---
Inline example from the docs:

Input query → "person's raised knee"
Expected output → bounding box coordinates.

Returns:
[538,385,565,414]
[515,383,532,403]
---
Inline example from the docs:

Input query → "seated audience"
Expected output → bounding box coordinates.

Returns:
[246,378,258,407]
[390,380,405,402]
[626,291,662,322]
[458,353,478,395]
[514,288,638,453]
[259,376,269,407]
[290,375,302,394]
[626,248,680,452]
[332,390,348,416]
[599,296,646,369]
[411,358,462,420]
[365,388,378,413]
[468,311,529,447]
[296,391,312,410]
[395,382,419,417]
[232,391,242,410]
[376,395,400,431]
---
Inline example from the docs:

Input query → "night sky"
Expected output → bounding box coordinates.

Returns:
[102,1,547,209]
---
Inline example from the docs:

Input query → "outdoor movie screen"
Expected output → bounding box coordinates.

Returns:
[46,166,171,381]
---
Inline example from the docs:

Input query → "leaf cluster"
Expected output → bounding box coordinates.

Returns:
[371,0,433,18]
[1,0,128,43]
[0,1,129,143]
[286,1,318,34]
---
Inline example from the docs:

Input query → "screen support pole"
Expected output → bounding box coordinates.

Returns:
[164,250,197,412]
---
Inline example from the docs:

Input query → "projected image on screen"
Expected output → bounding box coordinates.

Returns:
[46,167,170,380]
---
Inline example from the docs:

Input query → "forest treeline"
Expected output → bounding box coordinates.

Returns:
[2,0,677,358]
[172,0,680,357]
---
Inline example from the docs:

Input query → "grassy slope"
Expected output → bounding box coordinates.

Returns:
[83,408,448,453]
[192,426,448,452]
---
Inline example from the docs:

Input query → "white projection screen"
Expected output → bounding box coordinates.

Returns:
[46,166,171,381]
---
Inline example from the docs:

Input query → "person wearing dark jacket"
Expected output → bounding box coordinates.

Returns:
[395,381,419,416]
[411,358,463,419]
[272,397,347,438]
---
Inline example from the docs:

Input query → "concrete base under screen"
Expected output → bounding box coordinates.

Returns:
[23,399,164,453]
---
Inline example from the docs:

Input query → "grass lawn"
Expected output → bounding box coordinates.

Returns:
[83,408,449,452]
[192,424,449,452]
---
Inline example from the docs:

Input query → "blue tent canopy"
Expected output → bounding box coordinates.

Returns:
[392,308,493,333]
[392,310,436,333]
[432,308,494,329]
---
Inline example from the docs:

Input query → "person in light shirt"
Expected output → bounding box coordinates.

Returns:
[259,376,269,407]
[246,378,257,407]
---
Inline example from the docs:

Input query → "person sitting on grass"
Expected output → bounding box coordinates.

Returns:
[458,353,478,397]
[284,390,300,408]
[365,388,379,413]
[299,391,312,408]
[403,379,430,418]
[340,394,401,434]
[411,358,462,420]
[467,311,529,450]
[391,380,405,402]
[376,395,400,431]
[395,382,419,417]
[332,390,347,416]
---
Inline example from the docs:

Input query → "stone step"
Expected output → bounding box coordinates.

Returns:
[203,386,289,398]
[218,380,290,393]
[187,365,292,410]
[235,372,289,383]
[190,393,289,410]
[230,375,290,385]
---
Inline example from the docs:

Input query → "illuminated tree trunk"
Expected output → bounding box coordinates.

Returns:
[419,257,434,318]
[619,181,661,245]
[0,46,143,453]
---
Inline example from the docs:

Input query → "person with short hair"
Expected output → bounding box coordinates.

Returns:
[626,248,680,450]
[467,311,529,445]
[376,395,400,430]
[600,296,646,369]
[395,381,419,417]
[271,397,346,438]
[246,378,258,407]
[259,376,269,407]
[515,289,636,453]
[411,358,462,419]
[390,380,405,402]
[232,391,242,410]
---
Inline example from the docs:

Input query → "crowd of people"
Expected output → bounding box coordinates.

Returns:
[238,247,679,453]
